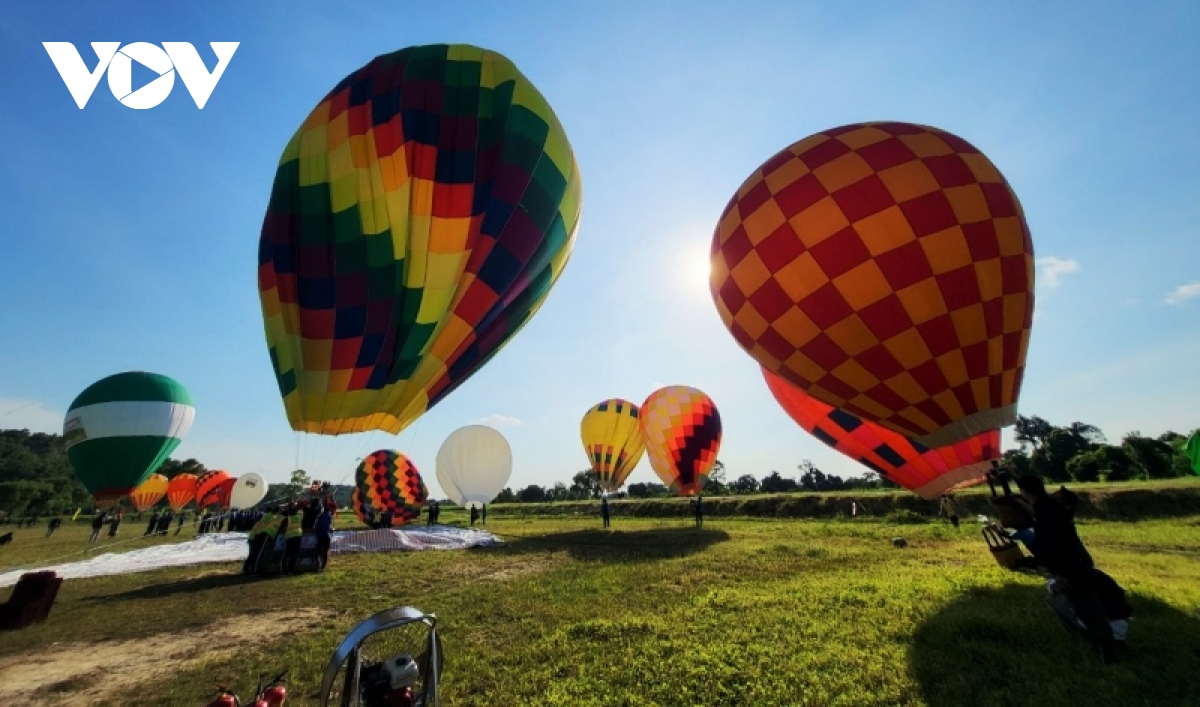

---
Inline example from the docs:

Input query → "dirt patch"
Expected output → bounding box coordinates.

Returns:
[0,608,329,706]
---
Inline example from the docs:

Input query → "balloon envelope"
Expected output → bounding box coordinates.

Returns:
[710,122,1033,448]
[230,472,269,509]
[196,470,231,508]
[436,425,512,509]
[166,473,198,511]
[258,43,582,437]
[640,386,722,497]
[63,372,195,506]
[580,399,646,493]
[354,450,428,526]
[1185,432,1200,476]
[762,368,998,499]
[129,473,168,512]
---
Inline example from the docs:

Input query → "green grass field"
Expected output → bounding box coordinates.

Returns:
[1,511,1198,706]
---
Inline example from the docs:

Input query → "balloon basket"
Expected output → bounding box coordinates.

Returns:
[319,606,442,707]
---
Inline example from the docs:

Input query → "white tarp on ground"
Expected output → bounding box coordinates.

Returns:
[0,526,502,587]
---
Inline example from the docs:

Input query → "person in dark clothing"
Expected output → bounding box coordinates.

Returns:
[469,505,479,526]
[145,510,161,536]
[694,495,704,528]
[314,507,334,569]
[426,501,436,526]
[482,503,487,524]
[601,496,611,529]
[107,510,123,538]
[939,494,960,528]
[89,512,107,543]
[301,500,320,533]
[380,508,394,529]
[175,511,187,535]
[158,510,174,536]
[1016,474,1130,663]
[46,517,62,537]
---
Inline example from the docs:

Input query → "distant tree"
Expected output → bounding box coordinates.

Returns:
[760,471,798,493]
[1015,415,1054,451]
[1122,432,1177,479]
[626,482,669,498]
[1067,445,1138,483]
[729,474,760,495]
[156,458,207,479]
[704,460,728,495]
[1066,422,1106,446]
[517,484,546,503]
[1031,428,1096,482]
[570,470,600,499]
[495,487,517,503]
[1002,448,1032,477]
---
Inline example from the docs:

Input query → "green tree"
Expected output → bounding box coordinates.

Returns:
[517,485,546,503]
[569,470,600,499]
[1014,415,1054,451]
[1122,432,1177,479]
[704,460,728,495]
[730,474,759,495]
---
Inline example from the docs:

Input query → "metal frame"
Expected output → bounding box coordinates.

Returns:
[319,606,441,707]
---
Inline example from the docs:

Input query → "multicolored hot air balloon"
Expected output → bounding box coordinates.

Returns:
[258,43,582,437]
[580,399,646,493]
[196,470,231,509]
[640,387,722,497]
[354,450,428,526]
[710,122,1034,448]
[63,372,195,507]
[166,473,198,511]
[435,426,512,509]
[762,368,998,499]
[129,473,169,513]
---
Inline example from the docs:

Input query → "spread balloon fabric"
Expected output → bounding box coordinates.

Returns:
[710,122,1033,448]
[354,450,429,526]
[762,368,999,499]
[259,43,583,437]
[580,399,646,493]
[63,371,195,507]
[640,387,722,497]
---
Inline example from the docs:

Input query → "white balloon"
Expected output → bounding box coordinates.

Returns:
[436,425,512,509]
[229,472,268,509]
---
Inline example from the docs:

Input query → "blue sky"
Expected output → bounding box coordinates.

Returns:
[1,1,1197,497]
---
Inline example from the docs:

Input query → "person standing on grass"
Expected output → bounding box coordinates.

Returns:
[601,496,611,529]
[144,509,160,536]
[175,511,187,535]
[315,505,334,569]
[694,495,704,528]
[470,505,479,526]
[482,503,487,524]
[1015,474,1131,663]
[46,517,62,538]
[107,509,123,538]
[89,511,106,543]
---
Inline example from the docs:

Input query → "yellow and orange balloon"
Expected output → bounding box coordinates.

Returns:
[581,399,646,493]
[711,122,1033,448]
[129,474,168,512]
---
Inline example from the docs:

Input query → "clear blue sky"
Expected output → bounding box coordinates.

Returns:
[1,1,1197,497]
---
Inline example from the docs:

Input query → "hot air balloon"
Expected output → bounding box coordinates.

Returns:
[580,399,646,493]
[762,368,998,498]
[230,472,269,509]
[63,372,195,507]
[710,122,1033,448]
[435,425,512,509]
[258,43,582,437]
[354,450,428,526]
[196,470,231,509]
[167,473,198,512]
[1185,431,1200,476]
[129,473,169,513]
[640,387,722,497]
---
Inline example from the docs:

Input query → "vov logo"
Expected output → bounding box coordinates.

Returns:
[43,42,239,109]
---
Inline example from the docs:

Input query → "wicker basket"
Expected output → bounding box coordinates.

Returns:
[982,524,1024,570]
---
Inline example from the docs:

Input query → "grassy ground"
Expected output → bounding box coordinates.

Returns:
[1,511,1198,706]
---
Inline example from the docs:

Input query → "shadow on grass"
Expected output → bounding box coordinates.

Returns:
[910,584,1200,707]
[85,571,263,602]
[485,526,730,563]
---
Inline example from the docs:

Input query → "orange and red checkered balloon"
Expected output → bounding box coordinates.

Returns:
[640,386,722,497]
[763,368,998,499]
[353,450,428,526]
[711,122,1034,448]
[196,470,231,509]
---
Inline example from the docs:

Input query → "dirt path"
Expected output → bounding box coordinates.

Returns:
[0,608,328,706]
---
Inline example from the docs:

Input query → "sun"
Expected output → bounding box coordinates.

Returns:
[678,244,714,299]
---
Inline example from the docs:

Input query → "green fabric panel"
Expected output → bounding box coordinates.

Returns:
[68,435,183,496]
[69,372,193,410]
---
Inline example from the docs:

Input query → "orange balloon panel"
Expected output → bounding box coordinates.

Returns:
[763,368,998,499]
[196,470,231,508]
[129,473,168,512]
[166,473,197,511]
[640,386,722,497]
[711,122,1033,448]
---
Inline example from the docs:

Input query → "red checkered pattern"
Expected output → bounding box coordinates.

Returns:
[711,123,1033,445]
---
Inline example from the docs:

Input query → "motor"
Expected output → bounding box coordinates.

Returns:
[205,670,288,707]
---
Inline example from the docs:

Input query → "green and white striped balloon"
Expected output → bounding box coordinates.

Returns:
[63,372,195,506]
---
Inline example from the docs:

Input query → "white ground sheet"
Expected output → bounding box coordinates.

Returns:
[0,526,502,587]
